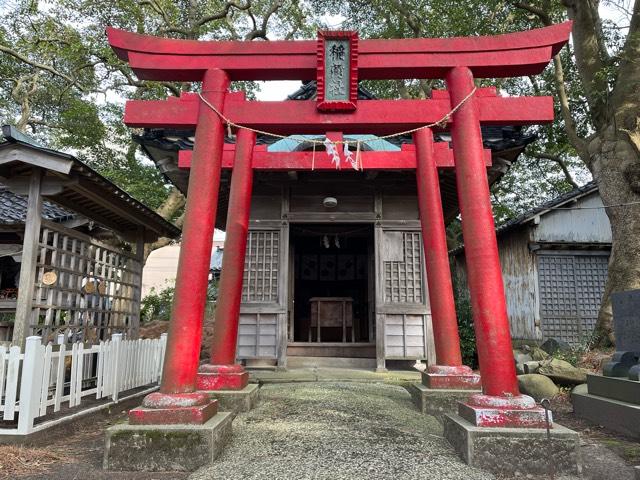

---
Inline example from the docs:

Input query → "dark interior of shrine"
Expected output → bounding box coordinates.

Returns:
[290,224,373,344]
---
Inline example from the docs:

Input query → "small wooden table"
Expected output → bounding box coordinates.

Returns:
[309,297,354,343]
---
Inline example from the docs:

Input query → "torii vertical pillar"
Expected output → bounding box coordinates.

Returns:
[446,66,547,427]
[414,128,480,390]
[198,128,255,391]
[128,69,230,425]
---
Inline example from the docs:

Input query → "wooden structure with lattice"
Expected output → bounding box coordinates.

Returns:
[0,126,181,346]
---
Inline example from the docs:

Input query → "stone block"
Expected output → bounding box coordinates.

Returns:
[612,290,640,353]
[523,361,540,373]
[201,383,260,414]
[517,373,560,402]
[573,386,640,439]
[587,374,640,405]
[197,370,250,391]
[104,412,233,472]
[128,400,218,425]
[603,351,639,378]
[421,370,481,390]
[407,383,478,421]
[443,413,581,476]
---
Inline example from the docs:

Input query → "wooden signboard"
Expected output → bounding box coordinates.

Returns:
[316,30,358,111]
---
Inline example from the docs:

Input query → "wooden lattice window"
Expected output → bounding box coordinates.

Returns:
[538,253,608,345]
[383,231,423,304]
[31,220,142,343]
[242,230,279,303]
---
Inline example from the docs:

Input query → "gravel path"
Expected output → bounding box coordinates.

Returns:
[189,382,495,480]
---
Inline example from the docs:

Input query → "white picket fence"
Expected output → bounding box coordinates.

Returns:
[0,333,167,435]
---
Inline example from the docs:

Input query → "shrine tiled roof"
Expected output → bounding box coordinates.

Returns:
[0,187,74,225]
[0,125,181,241]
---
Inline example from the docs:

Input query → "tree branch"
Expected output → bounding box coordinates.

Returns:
[244,0,282,40]
[552,53,590,163]
[610,0,640,114]
[514,2,589,163]
[529,151,580,188]
[196,1,251,29]
[0,44,88,92]
[154,1,250,37]
[562,0,611,128]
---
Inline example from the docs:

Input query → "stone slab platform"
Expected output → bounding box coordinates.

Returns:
[104,412,233,472]
[201,384,260,414]
[587,374,640,405]
[443,413,581,476]
[407,383,478,421]
[573,385,640,439]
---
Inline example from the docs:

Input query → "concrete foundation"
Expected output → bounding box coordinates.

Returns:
[104,412,233,472]
[201,383,260,414]
[407,383,478,421]
[586,374,640,404]
[573,384,640,439]
[443,414,581,476]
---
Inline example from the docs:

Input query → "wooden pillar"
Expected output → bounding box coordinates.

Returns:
[446,66,546,427]
[129,69,228,425]
[198,129,255,391]
[131,227,145,340]
[414,129,480,389]
[13,168,43,347]
[414,129,463,366]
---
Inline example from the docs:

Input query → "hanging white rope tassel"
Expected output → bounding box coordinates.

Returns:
[344,141,357,170]
[324,137,341,169]
[311,142,316,171]
[355,140,362,171]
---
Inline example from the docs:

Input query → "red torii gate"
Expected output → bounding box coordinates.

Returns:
[108,22,571,428]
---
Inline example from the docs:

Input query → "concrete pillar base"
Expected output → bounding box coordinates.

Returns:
[459,393,549,428]
[408,383,480,421]
[197,364,250,390]
[421,366,481,390]
[443,414,581,476]
[129,391,219,425]
[200,383,260,414]
[104,412,233,472]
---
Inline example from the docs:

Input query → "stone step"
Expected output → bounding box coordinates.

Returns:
[286,356,377,369]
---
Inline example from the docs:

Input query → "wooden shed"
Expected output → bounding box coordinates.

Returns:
[0,126,181,346]
[136,84,536,370]
[451,182,611,345]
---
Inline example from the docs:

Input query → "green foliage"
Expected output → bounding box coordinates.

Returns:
[141,280,219,323]
[451,265,477,368]
[550,335,596,368]
[0,0,314,213]
[141,284,176,322]
[315,0,593,222]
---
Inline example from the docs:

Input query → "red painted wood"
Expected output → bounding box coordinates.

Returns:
[176,143,493,170]
[209,129,256,366]
[124,95,554,134]
[159,69,229,396]
[106,22,571,81]
[123,47,555,81]
[414,129,464,368]
[446,66,520,398]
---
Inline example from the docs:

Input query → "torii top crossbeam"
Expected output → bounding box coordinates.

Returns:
[107,22,571,81]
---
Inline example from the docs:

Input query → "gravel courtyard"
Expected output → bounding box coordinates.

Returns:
[190,382,495,480]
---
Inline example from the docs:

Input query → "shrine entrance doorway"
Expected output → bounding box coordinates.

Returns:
[287,223,376,361]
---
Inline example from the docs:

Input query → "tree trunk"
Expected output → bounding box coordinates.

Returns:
[589,125,640,347]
